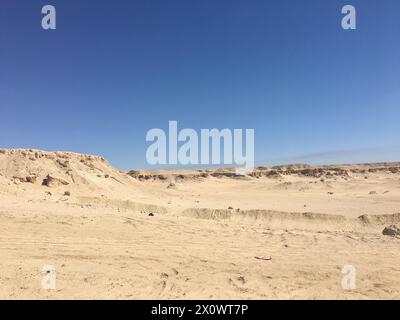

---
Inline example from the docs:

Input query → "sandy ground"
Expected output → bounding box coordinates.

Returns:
[0,149,399,299]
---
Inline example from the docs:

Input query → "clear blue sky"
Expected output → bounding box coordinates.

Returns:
[1,0,399,169]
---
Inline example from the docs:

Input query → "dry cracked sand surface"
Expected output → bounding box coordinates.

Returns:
[0,148,399,299]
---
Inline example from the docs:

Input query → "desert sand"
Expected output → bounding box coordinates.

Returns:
[0,148,399,299]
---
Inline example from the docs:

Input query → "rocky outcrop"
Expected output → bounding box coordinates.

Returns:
[42,175,69,187]
[382,225,400,237]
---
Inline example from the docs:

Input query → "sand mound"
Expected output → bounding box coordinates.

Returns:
[0,149,161,212]
[0,149,134,194]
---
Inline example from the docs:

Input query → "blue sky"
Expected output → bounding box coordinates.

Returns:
[1,0,399,169]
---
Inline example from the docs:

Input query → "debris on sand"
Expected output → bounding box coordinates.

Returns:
[148,213,154,217]
[167,182,176,189]
[382,225,400,237]
[254,256,272,261]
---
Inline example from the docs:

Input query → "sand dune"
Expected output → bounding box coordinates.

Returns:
[0,148,399,299]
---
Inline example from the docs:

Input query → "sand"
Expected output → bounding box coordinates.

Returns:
[0,148,399,299]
